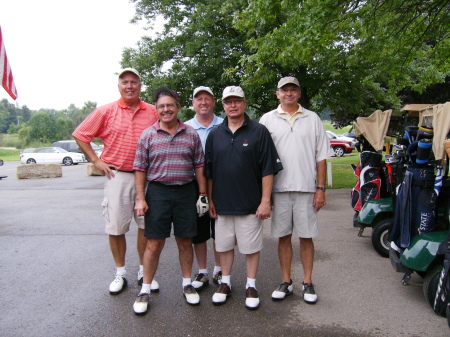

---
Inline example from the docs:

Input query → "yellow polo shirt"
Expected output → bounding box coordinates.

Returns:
[277,104,303,126]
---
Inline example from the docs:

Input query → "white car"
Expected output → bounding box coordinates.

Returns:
[20,147,87,166]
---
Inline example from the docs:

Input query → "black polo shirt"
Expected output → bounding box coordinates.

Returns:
[204,114,282,215]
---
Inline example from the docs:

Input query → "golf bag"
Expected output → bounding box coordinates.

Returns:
[351,151,384,212]
[391,164,437,249]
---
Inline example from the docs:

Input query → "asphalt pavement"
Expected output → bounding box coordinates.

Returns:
[0,161,448,336]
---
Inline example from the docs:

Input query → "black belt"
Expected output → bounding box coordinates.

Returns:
[112,168,134,173]
[150,181,194,187]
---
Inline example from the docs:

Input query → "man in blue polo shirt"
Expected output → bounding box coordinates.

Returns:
[185,86,224,290]
[204,86,282,310]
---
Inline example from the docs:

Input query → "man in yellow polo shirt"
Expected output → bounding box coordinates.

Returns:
[259,76,332,304]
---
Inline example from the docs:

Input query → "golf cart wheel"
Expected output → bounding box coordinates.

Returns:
[423,264,443,310]
[27,158,36,164]
[371,218,392,258]
[447,302,450,328]
[62,157,73,166]
[334,146,345,157]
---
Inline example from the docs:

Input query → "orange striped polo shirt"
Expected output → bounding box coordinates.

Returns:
[72,98,158,171]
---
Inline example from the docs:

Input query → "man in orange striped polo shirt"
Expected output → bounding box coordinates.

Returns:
[73,68,159,295]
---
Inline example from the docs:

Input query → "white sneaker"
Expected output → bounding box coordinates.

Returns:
[271,281,293,300]
[245,287,260,310]
[302,282,318,304]
[133,292,150,315]
[151,279,160,292]
[137,270,159,292]
[183,285,200,305]
[212,283,231,305]
[192,273,209,290]
[109,274,127,294]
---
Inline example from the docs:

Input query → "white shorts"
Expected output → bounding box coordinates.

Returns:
[215,214,263,255]
[271,192,318,238]
[102,171,144,235]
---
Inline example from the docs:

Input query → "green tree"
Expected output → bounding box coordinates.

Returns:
[55,117,75,140]
[27,112,57,143]
[125,0,449,126]
[124,0,252,113]
[233,0,450,126]
[72,101,97,126]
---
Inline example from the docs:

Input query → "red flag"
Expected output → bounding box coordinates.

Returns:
[0,26,18,100]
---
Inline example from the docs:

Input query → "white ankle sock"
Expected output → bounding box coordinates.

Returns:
[139,265,144,273]
[213,266,221,274]
[199,269,208,275]
[246,277,256,289]
[116,266,126,276]
[182,278,192,287]
[221,275,231,287]
[141,284,151,294]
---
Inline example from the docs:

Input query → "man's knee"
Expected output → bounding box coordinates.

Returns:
[279,234,292,246]
[176,237,193,251]
[300,237,314,249]
[146,239,165,254]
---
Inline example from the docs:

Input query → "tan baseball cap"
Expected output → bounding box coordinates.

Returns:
[277,76,300,88]
[193,86,214,98]
[222,86,245,100]
[118,68,140,80]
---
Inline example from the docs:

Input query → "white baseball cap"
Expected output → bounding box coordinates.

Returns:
[222,86,245,100]
[277,76,300,88]
[118,68,140,80]
[193,86,214,98]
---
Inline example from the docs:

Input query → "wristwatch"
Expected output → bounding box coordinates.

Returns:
[316,186,326,192]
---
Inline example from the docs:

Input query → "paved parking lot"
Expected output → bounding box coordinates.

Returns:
[0,161,448,336]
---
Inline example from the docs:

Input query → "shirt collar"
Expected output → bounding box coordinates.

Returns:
[117,98,146,110]
[152,118,186,131]
[191,115,222,129]
[223,113,250,127]
[277,103,303,115]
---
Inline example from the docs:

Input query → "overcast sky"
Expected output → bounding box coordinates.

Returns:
[1,0,159,111]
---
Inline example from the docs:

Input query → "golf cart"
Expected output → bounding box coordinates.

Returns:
[351,108,394,257]
[351,105,441,258]
[388,102,450,315]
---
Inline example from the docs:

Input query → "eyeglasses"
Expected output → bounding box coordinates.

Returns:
[156,103,176,110]
[278,88,300,93]
[223,99,244,105]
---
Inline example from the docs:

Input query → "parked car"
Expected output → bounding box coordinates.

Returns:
[52,140,102,158]
[326,130,358,145]
[342,132,357,139]
[327,132,355,156]
[20,147,87,165]
[20,148,36,160]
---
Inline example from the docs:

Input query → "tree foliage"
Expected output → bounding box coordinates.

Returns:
[124,0,260,112]
[124,0,449,126]
[235,0,450,126]
[0,98,98,147]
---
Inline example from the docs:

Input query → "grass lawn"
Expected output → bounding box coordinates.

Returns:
[0,149,20,162]
[327,152,360,189]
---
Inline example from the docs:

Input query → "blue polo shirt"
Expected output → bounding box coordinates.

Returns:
[185,114,223,151]
[204,114,283,215]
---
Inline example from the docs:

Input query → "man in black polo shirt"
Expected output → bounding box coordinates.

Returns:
[204,86,282,310]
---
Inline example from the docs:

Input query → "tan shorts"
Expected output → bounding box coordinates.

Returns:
[271,192,319,238]
[215,214,263,255]
[102,171,145,235]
